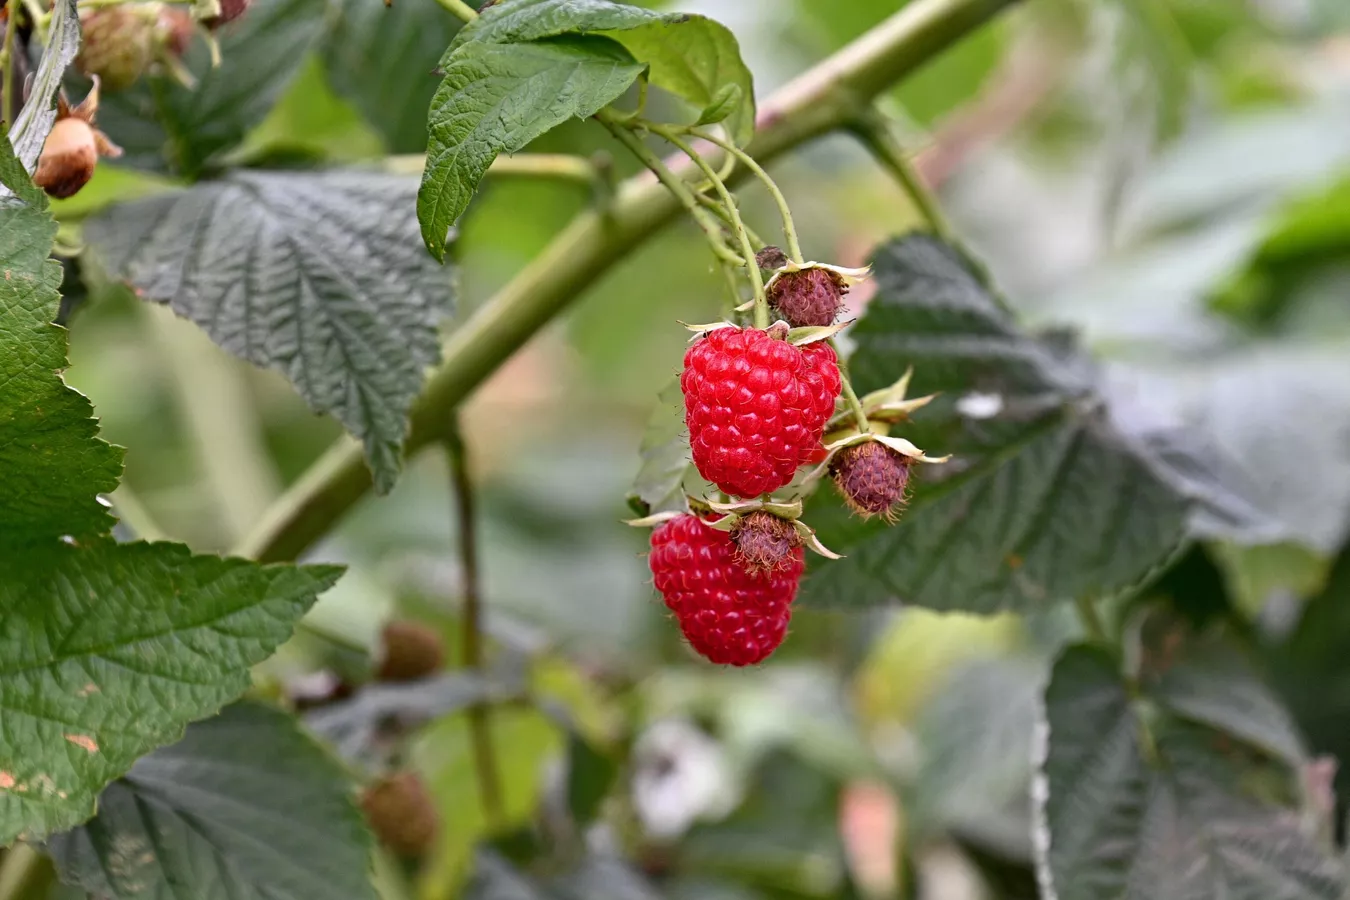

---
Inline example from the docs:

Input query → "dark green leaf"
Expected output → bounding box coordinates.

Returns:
[47,703,376,900]
[94,0,325,175]
[321,0,463,152]
[465,849,663,900]
[627,377,708,515]
[451,0,756,145]
[565,734,618,825]
[1036,644,1342,900]
[84,169,454,493]
[802,234,1190,613]
[419,36,643,261]
[6,0,80,178]
[0,138,342,846]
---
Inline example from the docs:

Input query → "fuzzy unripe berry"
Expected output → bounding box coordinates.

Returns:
[831,441,911,520]
[361,772,439,858]
[375,621,446,682]
[77,6,161,92]
[767,267,849,327]
[731,511,802,573]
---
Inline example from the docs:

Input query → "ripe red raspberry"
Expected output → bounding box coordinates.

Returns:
[832,441,911,520]
[649,514,803,666]
[682,328,841,499]
[767,267,849,327]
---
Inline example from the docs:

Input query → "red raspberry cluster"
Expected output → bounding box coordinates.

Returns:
[681,327,841,499]
[649,514,803,666]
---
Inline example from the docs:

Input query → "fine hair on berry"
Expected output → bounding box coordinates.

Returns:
[682,327,841,499]
[767,267,848,327]
[649,514,804,666]
[731,511,802,573]
[831,441,912,520]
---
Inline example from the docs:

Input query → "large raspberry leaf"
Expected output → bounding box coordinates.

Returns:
[1035,640,1341,900]
[419,36,644,261]
[0,141,341,846]
[447,0,756,145]
[94,0,324,176]
[803,233,1268,613]
[84,169,453,494]
[47,703,376,900]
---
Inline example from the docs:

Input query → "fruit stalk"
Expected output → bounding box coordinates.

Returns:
[234,0,1023,564]
[432,0,479,23]
[849,111,952,240]
[692,128,803,265]
[444,415,504,827]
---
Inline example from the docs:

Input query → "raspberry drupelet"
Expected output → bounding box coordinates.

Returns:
[681,327,841,499]
[649,514,803,666]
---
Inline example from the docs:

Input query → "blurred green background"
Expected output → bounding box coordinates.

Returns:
[49,0,1350,896]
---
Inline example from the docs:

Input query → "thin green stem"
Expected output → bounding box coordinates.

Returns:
[648,123,766,326]
[432,0,479,24]
[110,483,170,542]
[235,0,1023,565]
[718,259,744,320]
[696,191,765,250]
[1,9,17,128]
[849,111,952,239]
[1075,595,1108,645]
[385,152,602,186]
[597,110,745,266]
[833,341,871,432]
[445,416,504,828]
[0,845,53,900]
[693,129,803,264]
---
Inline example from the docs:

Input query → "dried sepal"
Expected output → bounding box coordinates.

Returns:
[786,321,851,346]
[792,519,843,560]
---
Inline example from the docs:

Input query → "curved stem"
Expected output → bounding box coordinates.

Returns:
[1,11,17,128]
[598,111,745,267]
[696,192,765,250]
[833,341,871,433]
[445,416,504,827]
[236,0,1023,564]
[648,123,766,326]
[693,129,803,264]
[849,111,952,239]
[432,0,479,24]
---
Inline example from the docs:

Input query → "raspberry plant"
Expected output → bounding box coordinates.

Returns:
[2,0,1350,898]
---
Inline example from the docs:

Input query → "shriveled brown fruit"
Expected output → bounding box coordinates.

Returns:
[731,511,803,573]
[33,89,122,200]
[831,441,911,521]
[375,620,446,682]
[767,267,848,327]
[361,772,439,858]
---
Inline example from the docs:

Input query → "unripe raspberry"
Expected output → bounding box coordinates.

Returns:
[682,327,841,499]
[204,0,253,28]
[767,267,848,327]
[731,511,802,573]
[33,90,121,200]
[361,772,439,858]
[649,514,803,666]
[157,6,197,58]
[375,621,446,682]
[77,6,161,92]
[831,441,911,520]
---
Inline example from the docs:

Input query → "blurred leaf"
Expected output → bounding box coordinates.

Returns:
[3,0,80,182]
[48,703,376,900]
[804,234,1194,613]
[321,0,463,152]
[85,169,455,493]
[0,150,342,846]
[419,37,643,260]
[464,849,663,900]
[1036,644,1341,900]
[94,0,325,176]
[450,0,756,144]
[1211,541,1329,619]
[565,734,618,825]
[628,377,706,515]
[1109,0,1195,143]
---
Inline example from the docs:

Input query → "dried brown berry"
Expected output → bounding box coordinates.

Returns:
[731,511,803,573]
[204,0,253,28]
[767,267,849,328]
[33,89,122,200]
[831,441,911,520]
[361,772,439,858]
[375,621,446,682]
[756,245,790,271]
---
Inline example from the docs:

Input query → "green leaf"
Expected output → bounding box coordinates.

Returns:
[1036,644,1342,900]
[0,137,342,846]
[95,0,325,176]
[47,703,376,900]
[419,36,644,261]
[626,376,707,516]
[565,734,618,825]
[321,0,464,152]
[451,0,756,145]
[802,234,1191,613]
[84,169,454,493]
[5,0,80,179]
